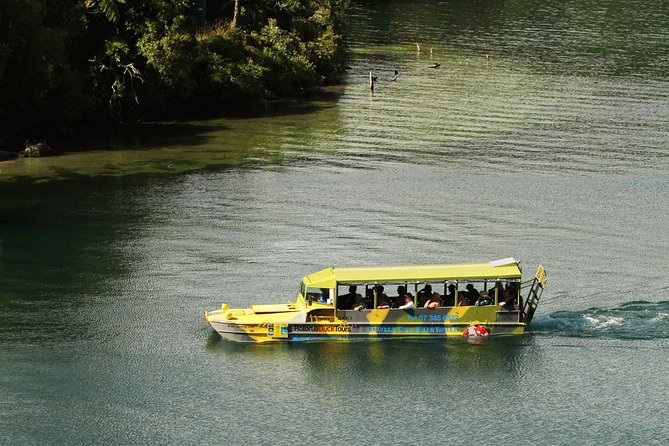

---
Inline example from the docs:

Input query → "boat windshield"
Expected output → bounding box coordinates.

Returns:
[305,287,332,304]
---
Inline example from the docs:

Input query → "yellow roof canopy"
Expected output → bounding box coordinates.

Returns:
[302,260,522,289]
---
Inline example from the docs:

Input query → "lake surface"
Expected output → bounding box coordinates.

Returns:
[1,0,668,444]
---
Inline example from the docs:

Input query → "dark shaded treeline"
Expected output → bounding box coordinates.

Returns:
[0,0,348,150]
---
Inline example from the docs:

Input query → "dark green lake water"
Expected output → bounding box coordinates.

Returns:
[1,0,668,444]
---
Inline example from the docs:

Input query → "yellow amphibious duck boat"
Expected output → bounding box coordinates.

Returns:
[205,258,547,343]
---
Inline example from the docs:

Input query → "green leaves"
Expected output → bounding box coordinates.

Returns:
[1,0,349,134]
[85,0,126,24]
[137,15,196,86]
[252,19,316,93]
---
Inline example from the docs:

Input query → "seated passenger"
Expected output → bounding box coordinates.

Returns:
[377,298,391,309]
[352,293,367,311]
[424,292,442,309]
[339,286,357,310]
[499,283,517,310]
[392,286,409,308]
[319,288,330,304]
[418,284,433,307]
[475,290,491,306]
[443,284,456,307]
[464,284,479,306]
[399,295,415,310]
[375,285,388,302]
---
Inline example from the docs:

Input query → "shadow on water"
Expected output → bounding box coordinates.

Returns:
[5,92,342,156]
[212,92,342,121]
[58,123,230,154]
[0,94,344,184]
[531,299,669,340]
[0,175,160,344]
[61,96,342,153]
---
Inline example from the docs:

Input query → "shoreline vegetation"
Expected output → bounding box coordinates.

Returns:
[0,0,349,153]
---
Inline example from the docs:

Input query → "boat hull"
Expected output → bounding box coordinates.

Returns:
[208,307,526,343]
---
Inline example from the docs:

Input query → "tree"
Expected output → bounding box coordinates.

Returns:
[84,0,126,23]
[232,0,239,27]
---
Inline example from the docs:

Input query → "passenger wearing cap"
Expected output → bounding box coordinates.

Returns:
[399,294,415,310]
[475,290,491,306]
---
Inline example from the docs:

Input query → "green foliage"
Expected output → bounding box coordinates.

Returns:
[308,25,343,77]
[0,0,350,141]
[137,16,197,86]
[197,26,266,100]
[252,19,317,94]
[85,0,126,23]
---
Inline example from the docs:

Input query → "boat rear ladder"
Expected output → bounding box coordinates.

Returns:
[521,265,548,325]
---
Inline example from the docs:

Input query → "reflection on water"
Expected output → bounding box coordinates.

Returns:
[206,334,536,387]
[300,337,533,380]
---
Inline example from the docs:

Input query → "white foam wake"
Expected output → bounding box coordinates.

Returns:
[584,316,624,329]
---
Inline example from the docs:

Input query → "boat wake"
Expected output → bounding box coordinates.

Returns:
[530,300,669,340]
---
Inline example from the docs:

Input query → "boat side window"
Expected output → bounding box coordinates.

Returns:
[502,281,521,308]
[457,280,485,306]
[337,283,409,309]
[336,283,361,310]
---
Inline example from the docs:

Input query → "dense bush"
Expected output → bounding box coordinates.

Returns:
[0,0,348,145]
